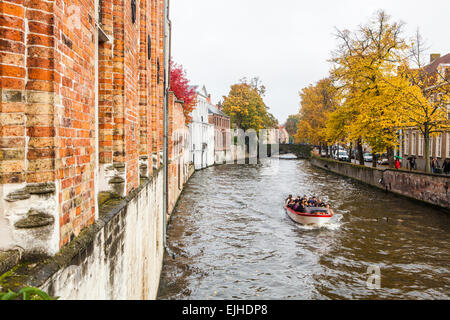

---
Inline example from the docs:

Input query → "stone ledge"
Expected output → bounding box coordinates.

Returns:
[311,153,450,178]
[311,155,450,211]
[0,167,164,293]
[0,251,21,278]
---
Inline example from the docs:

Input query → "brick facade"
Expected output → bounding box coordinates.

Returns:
[208,104,230,154]
[0,0,175,255]
[167,91,189,215]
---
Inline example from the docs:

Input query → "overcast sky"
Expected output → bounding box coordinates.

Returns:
[170,0,450,124]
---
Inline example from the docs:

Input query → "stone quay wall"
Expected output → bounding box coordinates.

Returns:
[0,169,163,299]
[0,0,195,300]
[311,155,450,210]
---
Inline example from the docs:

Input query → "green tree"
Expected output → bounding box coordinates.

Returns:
[284,114,301,137]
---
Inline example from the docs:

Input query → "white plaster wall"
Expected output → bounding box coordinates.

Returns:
[189,122,215,170]
[0,183,59,255]
[40,170,165,300]
[0,185,15,250]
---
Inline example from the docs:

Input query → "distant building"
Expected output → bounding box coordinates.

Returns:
[208,105,231,163]
[400,53,450,170]
[189,86,215,170]
[278,126,289,144]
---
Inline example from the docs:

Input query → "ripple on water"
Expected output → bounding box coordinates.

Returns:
[157,159,450,300]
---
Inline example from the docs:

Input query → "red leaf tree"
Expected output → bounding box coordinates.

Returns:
[170,61,197,123]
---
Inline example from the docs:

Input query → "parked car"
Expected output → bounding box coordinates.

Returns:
[335,150,349,162]
[363,153,373,162]
[377,153,389,165]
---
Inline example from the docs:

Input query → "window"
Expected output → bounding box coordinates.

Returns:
[411,132,416,155]
[430,137,434,157]
[404,133,409,155]
[131,0,136,23]
[447,133,450,158]
[418,134,424,156]
[157,58,160,84]
[437,134,442,158]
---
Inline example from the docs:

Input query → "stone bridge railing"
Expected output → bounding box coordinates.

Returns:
[278,144,313,159]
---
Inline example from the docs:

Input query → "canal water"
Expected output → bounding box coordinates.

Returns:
[157,157,450,299]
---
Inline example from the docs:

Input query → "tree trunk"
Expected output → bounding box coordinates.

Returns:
[318,144,322,156]
[424,131,431,173]
[325,144,329,157]
[372,153,377,168]
[348,142,353,163]
[357,139,364,165]
[387,147,394,168]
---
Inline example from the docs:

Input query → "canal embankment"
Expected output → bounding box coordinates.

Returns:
[0,163,196,300]
[310,154,450,211]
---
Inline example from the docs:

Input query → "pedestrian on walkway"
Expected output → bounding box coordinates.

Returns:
[408,156,416,171]
[443,159,450,175]
[431,157,440,174]
[394,158,401,170]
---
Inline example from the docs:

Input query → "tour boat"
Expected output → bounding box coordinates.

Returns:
[284,206,333,226]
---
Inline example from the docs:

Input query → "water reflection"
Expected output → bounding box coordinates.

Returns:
[158,158,450,300]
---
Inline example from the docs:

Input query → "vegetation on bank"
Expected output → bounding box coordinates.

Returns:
[0,287,57,300]
[286,10,450,173]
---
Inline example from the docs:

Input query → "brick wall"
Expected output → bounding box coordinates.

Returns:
[167,91,189,215]
[0,0,169,255]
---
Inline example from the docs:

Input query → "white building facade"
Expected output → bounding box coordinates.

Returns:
[189,86,215,170]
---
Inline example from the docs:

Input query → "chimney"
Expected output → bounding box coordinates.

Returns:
[430,53,441,64]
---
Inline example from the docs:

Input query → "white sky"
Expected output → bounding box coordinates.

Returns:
[170,0,450,124]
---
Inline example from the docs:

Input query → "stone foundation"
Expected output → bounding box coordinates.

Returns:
[1,169,165,300]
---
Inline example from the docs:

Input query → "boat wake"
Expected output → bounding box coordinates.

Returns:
[294,213,344,231]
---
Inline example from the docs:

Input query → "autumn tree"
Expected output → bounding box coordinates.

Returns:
[327,10,409,165]
[284,114,301,138]
[170,61,197,123]
[295,78,338,152]
[222,78,277,132]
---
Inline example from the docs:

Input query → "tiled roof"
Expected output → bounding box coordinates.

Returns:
[208,105,228,117]
[424,53,450,75]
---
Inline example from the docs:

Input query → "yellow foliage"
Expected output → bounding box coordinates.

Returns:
[294,78,338,145]
[222,83,278,131]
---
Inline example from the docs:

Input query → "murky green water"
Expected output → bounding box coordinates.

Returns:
[157,158,450,299]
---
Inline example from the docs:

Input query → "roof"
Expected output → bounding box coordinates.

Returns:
[190,85,209,98]
[424,53,450,75]
[208,105,229,117]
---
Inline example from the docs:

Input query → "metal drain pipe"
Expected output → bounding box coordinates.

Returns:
[162,0,171,251]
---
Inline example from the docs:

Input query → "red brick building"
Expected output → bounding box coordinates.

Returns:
[167,91,190,214]
[400,53,450,171]
[208,103,230,163]
[0,0,184,256]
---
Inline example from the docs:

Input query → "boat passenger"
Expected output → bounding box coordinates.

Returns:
[285,195,293,205]
[308,197,318,207]
[317,199,327,208]
[295,201,306,213]
[287,199,295,208]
